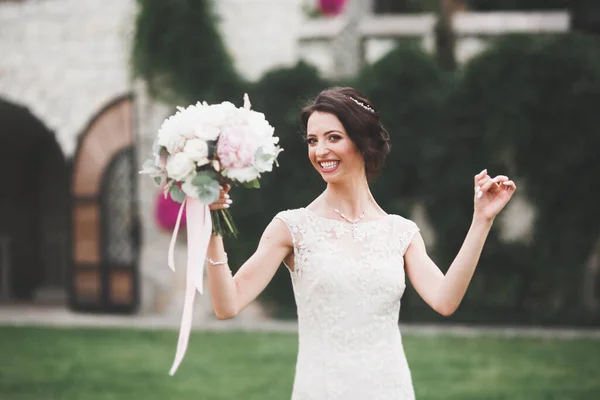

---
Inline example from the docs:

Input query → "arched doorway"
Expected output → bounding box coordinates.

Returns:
[0,98,70,303]
[69,95,140,313]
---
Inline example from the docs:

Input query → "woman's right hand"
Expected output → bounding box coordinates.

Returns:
[209,184,232,211]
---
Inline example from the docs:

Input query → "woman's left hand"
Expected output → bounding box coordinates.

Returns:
[473,169,517,222]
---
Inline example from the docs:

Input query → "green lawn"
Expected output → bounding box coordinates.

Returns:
[0,326,599,400]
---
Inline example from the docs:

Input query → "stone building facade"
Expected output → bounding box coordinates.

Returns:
[0,0,313,319]
[0,0,567,319]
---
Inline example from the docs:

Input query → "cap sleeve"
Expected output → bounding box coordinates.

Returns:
[273,209,307,275]
[273,209,303,247]
[393,216,420,256]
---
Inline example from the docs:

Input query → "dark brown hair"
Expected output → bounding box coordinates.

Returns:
[301,87,391,179]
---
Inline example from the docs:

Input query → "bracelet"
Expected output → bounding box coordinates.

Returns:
[206,256,228,266]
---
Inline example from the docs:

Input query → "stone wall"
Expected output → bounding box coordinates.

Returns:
[214,0,305,81]
[0,0,294,317]
[0,0,136,157]
[299,11,570,77]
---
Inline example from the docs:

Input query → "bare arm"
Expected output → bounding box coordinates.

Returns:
[404,169,517,316]
[404,218,492,316]
[206,218,292,320]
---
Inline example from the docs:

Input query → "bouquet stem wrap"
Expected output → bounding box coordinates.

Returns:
[167,196,212,376]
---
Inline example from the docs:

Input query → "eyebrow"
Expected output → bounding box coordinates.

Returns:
[306,130,344,138]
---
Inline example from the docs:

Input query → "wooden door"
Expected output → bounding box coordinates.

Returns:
[69,95,140,313]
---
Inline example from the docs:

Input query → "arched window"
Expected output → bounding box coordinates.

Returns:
[70,95,140,313]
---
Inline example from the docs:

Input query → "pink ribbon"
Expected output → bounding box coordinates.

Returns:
[167,197,212,376]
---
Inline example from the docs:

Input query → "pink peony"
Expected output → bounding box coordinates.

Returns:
[217,126,256,170]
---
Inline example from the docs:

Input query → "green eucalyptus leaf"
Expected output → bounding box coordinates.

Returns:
[152,141,161,155]
[189,170,220,204]
[142,159,156,169]
[198,187,220,204]
[169,185,186,203]
[243,179,260,189]
[191,170,217,186]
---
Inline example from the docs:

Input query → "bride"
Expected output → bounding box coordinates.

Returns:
[205,87,516,399]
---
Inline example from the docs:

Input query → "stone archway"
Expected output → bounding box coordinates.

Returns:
[69,94,140,313]
[0,98,70,303]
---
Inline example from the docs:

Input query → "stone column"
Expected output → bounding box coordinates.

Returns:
[332,0,373,78]
[134,83,175,315]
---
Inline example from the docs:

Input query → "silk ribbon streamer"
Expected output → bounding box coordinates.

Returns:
[167,196,212,376]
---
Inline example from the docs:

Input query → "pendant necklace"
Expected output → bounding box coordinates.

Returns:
[333,208,366,239]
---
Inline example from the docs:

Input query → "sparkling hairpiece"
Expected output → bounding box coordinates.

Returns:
[349,97,375,113]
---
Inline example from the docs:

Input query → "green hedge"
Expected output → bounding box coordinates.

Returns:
[467,0,568,11]
[242,35,600,326]
[379,34,600,326]
[435,34,600,326]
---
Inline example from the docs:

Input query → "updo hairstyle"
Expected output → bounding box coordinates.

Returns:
[301,87,391,179]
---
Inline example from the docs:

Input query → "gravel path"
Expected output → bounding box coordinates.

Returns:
[1,305,599,339]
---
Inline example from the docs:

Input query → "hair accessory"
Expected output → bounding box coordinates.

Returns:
[349,97,375,113]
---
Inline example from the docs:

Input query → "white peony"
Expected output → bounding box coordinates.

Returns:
[166,152,196,181]
[166,135,187,154]
[178,107,203,139]
[183,138,210,166]
[185,101,239,141]
[157,104,223,150]
[254,139,282,173]
[206,104,239,138]
[187,104,221,141]
[222,166,261,183]
[243,108,275,141]
[157,113,188,153]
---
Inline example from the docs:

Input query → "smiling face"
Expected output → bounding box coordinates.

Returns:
[306,111,365,183]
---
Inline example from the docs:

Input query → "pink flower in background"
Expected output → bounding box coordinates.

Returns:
[319,0,346,16]
[155,189,186,231]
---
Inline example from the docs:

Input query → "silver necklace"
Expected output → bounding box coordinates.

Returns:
[333,208,366,239]
[333,208,366,224]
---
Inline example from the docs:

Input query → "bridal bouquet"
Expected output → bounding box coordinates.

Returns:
[139,94,281,376]
[140,94,282,237]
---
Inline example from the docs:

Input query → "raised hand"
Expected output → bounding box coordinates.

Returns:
[209,184,232,211]
[473,169,516,222]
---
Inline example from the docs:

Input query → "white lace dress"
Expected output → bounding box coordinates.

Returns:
[274,208,420,400]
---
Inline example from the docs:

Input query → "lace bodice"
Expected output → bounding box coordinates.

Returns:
[274,208,420,400]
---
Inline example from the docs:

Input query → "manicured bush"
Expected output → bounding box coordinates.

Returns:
[419,33,600,325]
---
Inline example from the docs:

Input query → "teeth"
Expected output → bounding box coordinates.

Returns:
[320,161,339,169]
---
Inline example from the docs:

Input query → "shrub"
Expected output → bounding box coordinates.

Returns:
[422,33,600,325]
[131,0,246,104]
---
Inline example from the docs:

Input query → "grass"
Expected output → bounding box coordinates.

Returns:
[0,326,599,400]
